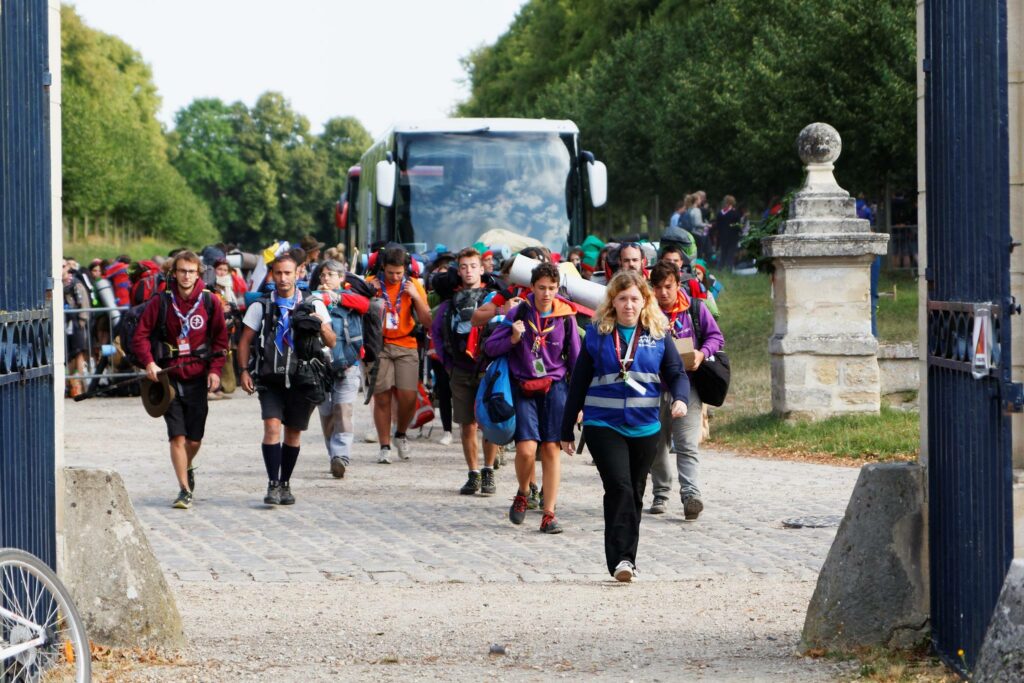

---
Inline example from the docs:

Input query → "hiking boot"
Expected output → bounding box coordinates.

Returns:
[649,496,668,515]
[480,468,496,495]
[264,481,282,505]
[509,493,528,525]
[526,483,540,510]
[540,512,563,534]
[395,436,411,460]
[683,495,704,521]
[187,466,196,494]
[614,560,637,583]
[460,471,481,495]
[330,457,346,479]
[172,489,192,509]
[279,481,295,505]
[438,431,453,446]
[377,447,392,464]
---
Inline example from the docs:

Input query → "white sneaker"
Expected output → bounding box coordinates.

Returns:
[364,430,379,443]
[613,560,636,583]
[438,431,453,446]
[377,448,392,464]
[395,436,411,460]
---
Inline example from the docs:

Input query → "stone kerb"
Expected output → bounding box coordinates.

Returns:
[766,123,889,420]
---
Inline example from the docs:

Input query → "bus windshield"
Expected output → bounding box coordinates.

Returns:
[395,131,574,254]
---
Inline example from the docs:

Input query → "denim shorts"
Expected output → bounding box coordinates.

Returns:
[512,378,568,444]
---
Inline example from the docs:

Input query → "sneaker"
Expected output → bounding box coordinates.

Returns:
[509,492,528,525]
[279,481,295,505]
[438,431,453,446]
[683,495,704,521]
[264,481,282,505]
[330,457,347,479]
[172,489,192,509]
[526,483,540,510]
[377,448,392,464]
[187,466,196,495]
[395,436,411,460]
[649,496,668,515]
[614,560,636,583]
[460,471,481,495]
[539,488,545,510]
[364,430,378,443]
[540,512,563,534]
[480,468,496,495]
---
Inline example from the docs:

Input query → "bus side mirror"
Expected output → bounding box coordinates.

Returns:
[587,158,607,208]
[335,199,349,230]
[376,159,397,208]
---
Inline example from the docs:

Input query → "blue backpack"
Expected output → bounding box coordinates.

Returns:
[475,356,516,445]
[328,303,364,373]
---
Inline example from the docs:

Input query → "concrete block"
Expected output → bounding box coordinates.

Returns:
[801,462,929,651]
[975,560,1024,682]
[62,467,186,649]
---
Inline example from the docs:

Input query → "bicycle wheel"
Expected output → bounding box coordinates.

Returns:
[0,549,90,683]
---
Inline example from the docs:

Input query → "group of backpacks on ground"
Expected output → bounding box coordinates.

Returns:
[66,236,726,551]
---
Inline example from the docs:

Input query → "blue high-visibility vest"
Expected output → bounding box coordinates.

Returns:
[583,324,664,429]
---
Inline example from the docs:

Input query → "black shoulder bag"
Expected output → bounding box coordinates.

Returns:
[687,299,730,407]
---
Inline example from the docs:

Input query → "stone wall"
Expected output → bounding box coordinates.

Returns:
[878,342,919,397]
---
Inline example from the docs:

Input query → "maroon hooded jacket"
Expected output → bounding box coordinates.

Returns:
[131,284,228,382]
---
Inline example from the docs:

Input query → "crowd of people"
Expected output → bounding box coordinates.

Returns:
[63,229,727,582]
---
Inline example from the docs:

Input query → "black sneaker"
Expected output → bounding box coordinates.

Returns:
[264,481,282,505]
[683,495,704,521]
[460,471,481,495]
[279,481,295,505]
[172,489,192,509]
[509,493,528,525]
[480,468,496,495]
[649,496,668,515]
[187,466,196,494]
[330,457,346,479]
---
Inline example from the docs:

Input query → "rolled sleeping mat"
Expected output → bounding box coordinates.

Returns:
[93,277,121,329]
[508,254,606,310]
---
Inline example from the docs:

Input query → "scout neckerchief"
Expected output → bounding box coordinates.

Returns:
[380,276,407,329]
[527,303,557,355]
[272,291,298,353]
[170,290,204,356]
[613,325,640,380]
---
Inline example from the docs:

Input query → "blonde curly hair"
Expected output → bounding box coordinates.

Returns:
[593,270,667,339]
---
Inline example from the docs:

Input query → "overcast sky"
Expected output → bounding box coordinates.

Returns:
[67,0,526,139]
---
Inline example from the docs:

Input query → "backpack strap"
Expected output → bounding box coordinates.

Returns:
[688,299,704,349]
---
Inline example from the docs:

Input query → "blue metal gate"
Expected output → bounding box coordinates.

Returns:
[0,1,57,567]
[924,0,1014,675]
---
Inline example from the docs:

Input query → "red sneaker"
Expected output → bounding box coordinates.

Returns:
[540,512,563,534]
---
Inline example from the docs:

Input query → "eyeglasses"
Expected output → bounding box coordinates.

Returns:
[176,269,198,276]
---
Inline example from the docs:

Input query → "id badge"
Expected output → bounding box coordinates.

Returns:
[177,338,191,356]
[532,357,547,377]
[386,313,399,330]
[624,376,647,395]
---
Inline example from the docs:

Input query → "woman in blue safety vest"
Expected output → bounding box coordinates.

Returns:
[560,270,689,582]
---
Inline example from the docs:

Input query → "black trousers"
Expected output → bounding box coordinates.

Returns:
[585,425,661,576]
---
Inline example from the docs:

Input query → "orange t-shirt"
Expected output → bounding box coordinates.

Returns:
[378,277,426,349]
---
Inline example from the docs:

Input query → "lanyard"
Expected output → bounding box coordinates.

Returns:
[527,306,557,354]
[380,277,406,320]
[170,292,203,338]
[613,327,639,378]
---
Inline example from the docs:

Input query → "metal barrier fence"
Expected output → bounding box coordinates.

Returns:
[62,305,144,383]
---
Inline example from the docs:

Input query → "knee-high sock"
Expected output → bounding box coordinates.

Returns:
[281,444,301,483]
[262,443,282,482]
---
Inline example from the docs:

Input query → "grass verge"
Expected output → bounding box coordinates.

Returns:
[805,644,958,682]
[708,269,920,461]
[63,235,181,263]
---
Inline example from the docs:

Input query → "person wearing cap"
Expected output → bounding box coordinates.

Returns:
[481,250,495,274]
[132,250,229,510]
[300,235,325,267]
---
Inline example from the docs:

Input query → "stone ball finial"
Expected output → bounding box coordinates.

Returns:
[797,123,842,165]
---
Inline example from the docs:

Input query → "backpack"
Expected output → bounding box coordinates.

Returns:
[118,290,216,369]
[130,261,166,306]
[411,383,435,429]
[253,295,330,400]
[327,303,364,373]
[442,288,489,362]
[474,356,516,445]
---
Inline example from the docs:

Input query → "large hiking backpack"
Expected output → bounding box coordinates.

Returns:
[442,288,489,362]
[327,303,364,373]
[130,260,166,306]
[117,290,216,369]
[105,261,132,307]
[474,356,516,445]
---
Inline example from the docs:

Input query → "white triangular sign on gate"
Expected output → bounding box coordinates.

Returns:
[971,306,993,379]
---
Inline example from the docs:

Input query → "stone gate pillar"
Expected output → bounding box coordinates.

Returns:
[763,123,889,419]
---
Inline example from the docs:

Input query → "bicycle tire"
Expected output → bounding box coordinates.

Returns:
[0,548,90,683]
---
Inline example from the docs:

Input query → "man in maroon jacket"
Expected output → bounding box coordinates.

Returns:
[132,250,229,509]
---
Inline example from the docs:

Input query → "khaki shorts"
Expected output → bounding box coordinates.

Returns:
[373,344,419,393]
[450,366,483,425]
